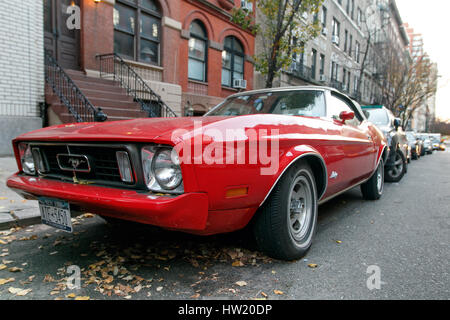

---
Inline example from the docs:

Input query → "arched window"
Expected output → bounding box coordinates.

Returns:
[221,36,244,87]
[188,20,208,82]
[113,0,161,65]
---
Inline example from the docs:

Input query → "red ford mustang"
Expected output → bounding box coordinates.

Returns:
[7,87,387,260]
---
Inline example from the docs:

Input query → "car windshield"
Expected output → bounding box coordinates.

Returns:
[205,90,326,117]
[366,108,390,126]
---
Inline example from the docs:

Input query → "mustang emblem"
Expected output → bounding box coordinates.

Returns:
[56,154,91,173]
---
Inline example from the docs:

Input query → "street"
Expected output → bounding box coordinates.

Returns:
[0,150,449,300]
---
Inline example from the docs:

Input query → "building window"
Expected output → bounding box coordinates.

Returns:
[321,6,327,33]
[188,20,208,82]
[113,0,161,65]
[331,61,339,81]
[357,8,362,27]
[355,41,360,63]
[332,18,340,45]
[344,30,348,52]
[319,54,325,76]
[351,0,355,20]
[346,0,350,15]
[221,36,244,87]
[311,49,317,80]
[349,34,353,56]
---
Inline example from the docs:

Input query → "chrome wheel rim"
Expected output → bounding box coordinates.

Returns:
[376,163,384,194]
[288,175,312,242]
[388,152,403,178]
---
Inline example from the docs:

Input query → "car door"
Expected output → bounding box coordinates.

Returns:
[325,91,377,190]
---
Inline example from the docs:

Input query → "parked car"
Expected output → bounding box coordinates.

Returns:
[406,131,422,160]
[418,134,433,155]
[429,134,441,150]
[7,86,388,261]
[362,106,409,182]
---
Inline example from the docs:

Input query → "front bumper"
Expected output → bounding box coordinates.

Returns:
[7,173,209,231]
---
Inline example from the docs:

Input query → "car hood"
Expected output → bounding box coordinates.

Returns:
[14,117,229,143]
[14,115,325,144]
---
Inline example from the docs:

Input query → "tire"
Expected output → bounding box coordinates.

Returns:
[253,161,318,261]
[361,159,384,200]
[385,149,406,182]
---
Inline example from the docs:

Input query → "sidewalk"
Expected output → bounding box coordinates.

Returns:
[0,156,41,230]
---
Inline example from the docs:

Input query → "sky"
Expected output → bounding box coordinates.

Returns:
[396,0,450,121]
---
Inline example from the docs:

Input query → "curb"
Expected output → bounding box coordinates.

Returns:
[0,215,42,231]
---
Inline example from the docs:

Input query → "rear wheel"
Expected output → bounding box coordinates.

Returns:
[361,159,384,200]
[253,161,318,261]
[385,149,406,182]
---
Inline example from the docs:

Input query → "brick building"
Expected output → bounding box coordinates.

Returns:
[0,0,255,154]
[0,0,44,155]
[45,0,255,117]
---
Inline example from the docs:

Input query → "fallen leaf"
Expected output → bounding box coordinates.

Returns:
[16,288,32,296]
[336,240,342,244]
[0,240,7,245]
[9,267,23,273]
[235,281,247,287]
[156,286,163,292]
[308,264,318,269]
[232,261,244,267]
[0,278,15,285]
[274,290,284,295]
[8,287,22,294]
[0,264,6,270]
[66,293,76,298]
[190,293,200,299]
[0,197,7,200]
[75,296,90,300]
[261,292,268,298]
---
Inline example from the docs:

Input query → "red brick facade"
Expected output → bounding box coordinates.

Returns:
[76,0,255,115]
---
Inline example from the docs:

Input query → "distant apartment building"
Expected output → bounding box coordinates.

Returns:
[254,0,409,108]
[403,23,437,132]
[0,0,44,155]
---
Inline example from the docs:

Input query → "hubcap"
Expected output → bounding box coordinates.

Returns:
[288,175,312,242]
[376,163,383,193]
[388,152,403,178]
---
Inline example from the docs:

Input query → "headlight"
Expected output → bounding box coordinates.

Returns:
[142,146,183,193]
[18,143,35,175]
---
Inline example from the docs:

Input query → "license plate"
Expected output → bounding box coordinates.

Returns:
[39,197,73,233]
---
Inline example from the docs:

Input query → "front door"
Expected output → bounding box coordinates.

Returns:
[44,0,81,70]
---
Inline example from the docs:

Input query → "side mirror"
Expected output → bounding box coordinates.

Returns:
[339,111,355,123]
[393,118,401,131]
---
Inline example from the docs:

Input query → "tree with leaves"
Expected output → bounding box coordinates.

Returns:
[232,0,323,88]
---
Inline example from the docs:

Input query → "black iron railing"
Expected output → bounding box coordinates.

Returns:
[44,50,107,123]
[97,53,177,118]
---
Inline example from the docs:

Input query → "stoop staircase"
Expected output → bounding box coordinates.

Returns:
[44,50,176,125]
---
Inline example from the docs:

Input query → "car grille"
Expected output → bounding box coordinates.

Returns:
[37,144,131,186]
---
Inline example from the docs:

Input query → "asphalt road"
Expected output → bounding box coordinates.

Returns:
[0,150,449,300]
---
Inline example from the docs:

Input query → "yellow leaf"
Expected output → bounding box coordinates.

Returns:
[66,293,76,298]
[0,197,7,200]
[8,287,22,294]
[308,264,318,269]
[336,240,342,244]
[0,278,15,285]
[235,281,247,287]
[274,290,284,295]
[9,267,23,273]
[0,240,7,245]
[75,296,90,300]
[190,293,200,299]
[261,292,268,298]
[0,264,7,270]
[232,261,244,267]
[16,288,32,296]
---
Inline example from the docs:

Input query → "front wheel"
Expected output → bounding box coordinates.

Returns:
[361,159,384,200]
[385,149,406,182]
[253,161,318,261]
